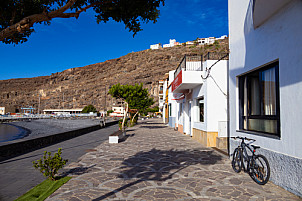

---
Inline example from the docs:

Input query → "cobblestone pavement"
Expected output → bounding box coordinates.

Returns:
[47,119,301,201]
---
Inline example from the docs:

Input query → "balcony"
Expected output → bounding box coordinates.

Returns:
[172,53,228,93]
[172,55,203,93]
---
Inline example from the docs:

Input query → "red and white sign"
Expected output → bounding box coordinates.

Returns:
[172,70,182,92]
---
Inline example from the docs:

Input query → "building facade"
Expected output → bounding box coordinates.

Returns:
[167,54,228,150]
[228,0,302,196]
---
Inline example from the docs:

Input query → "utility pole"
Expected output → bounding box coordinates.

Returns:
[104,84,107,116]
[38,95,41,114]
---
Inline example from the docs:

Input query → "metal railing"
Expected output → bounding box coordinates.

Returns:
[203,52,229,61]
[174,55,203,79]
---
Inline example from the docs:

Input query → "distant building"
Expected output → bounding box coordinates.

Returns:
[162,39,179,48]
[110,106,127,117]
[216,35,227,40]
[150,43,162,50]
[186,41,194,45]
[43,108,83,115]
[0,107,5,115]
[197,38,210,45]
[208,37,215,44]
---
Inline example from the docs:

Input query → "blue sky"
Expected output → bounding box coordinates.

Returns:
[0,0,228,80]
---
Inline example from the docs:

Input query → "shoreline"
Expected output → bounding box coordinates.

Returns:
[0,118,108,146]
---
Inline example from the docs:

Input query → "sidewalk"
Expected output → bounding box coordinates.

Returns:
[48,118,301,200]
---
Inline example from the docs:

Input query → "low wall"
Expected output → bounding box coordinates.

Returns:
[0,120,118,162]
[230,139,302,197]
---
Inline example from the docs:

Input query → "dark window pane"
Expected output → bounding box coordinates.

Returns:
[248,119,277,134]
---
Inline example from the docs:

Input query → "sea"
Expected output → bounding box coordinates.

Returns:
[0,123,28,142]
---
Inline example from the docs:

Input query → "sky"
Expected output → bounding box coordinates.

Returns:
[0,0,228,81]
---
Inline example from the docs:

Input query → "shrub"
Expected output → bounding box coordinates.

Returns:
[32,148,68,181]
[118,118,128,130]
[82,105,97,113]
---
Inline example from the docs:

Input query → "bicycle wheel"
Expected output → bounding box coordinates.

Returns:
[249,154,270,185]
[232,148,242,173]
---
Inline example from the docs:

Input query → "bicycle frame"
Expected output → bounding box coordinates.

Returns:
[239,140,255,172]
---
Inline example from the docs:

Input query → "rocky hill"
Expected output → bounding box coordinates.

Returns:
[0,39,228,113]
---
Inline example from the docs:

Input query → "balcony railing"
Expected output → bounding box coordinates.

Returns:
[174,55,203,79]
[203,52,229,61]
[174,53,229,79]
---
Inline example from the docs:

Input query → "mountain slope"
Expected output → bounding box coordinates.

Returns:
[0,39,228,113]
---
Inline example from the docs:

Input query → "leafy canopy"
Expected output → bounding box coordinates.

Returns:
[0,0,165,44]
[108,83,154,112]
[82,104,97,113]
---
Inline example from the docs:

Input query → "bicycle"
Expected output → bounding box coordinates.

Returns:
[231,136,270,185]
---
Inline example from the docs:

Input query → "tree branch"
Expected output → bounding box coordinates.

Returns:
[0,0,115,42]
[0,0,77,42]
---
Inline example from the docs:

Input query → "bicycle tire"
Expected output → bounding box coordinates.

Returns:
[249,154,270,185]
[232,148,242,173]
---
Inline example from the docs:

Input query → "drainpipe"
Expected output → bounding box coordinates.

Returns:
[227,60,230,156]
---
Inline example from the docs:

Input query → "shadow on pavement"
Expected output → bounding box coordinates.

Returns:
[139,125,167,129]
[0,139,106,165]
[92,148,223,200]
[61,164,96,176]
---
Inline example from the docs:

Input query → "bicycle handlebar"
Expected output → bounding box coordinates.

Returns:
[231,136,255,142]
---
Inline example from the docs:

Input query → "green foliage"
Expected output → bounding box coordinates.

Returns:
[15,176,71,201]
[214,40,220,49]
[82,104,97,113]
[146,106,159,113]
[118,118,128,130]
[109,83,154,130]
[108,83,154,112]
[107,110,114,116]
[1,0,165,45]
[32,148,68,181]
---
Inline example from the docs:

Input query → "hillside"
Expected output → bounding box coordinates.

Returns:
[0,39,228,113]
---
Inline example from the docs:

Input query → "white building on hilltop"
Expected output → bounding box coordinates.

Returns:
[228,0,302,197]
[150,43,162,50]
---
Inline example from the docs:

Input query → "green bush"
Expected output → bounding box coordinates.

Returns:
[107,110,114,116]
[82,105,97,113]
[33,148,68,181]
[118,118,129,130]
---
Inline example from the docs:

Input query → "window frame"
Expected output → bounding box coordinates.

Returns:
[198,97,204,123]
[238,61,280,137]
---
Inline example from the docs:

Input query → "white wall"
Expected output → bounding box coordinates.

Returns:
[229,0,302,196]
[191,60,227,133]
[229,0,302,159]
[205,60,228,132]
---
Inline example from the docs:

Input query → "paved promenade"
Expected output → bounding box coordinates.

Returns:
[48,118,301,201]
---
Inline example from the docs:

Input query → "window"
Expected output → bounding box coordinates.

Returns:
[198,97,204,122]
[239,61,280,137]
[169,103,171,116]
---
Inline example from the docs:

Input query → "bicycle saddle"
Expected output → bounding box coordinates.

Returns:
[251,145,260,150]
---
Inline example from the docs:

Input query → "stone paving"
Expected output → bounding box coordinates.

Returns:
[47,118,301,201]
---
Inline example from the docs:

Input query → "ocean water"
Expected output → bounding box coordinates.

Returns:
[0,124,28,142]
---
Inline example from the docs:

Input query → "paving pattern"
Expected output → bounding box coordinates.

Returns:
[47,119,301,201]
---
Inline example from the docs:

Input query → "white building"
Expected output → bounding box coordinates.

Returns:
[110,106,126,117]
[229,0,302,196]
[216,35,227,40]
[150,43,161,50]
[158,80,165,114]
[197,38,210,45]
[0,107,5,115]
[167,54,228,149]
[163,44,171,48]
[43,108,83,115]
